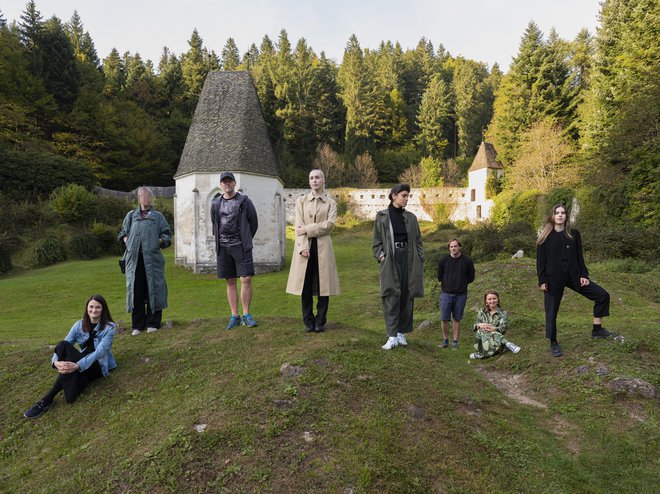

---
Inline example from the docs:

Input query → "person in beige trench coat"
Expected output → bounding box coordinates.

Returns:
[286,169,340,332]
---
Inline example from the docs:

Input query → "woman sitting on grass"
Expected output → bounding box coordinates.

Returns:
[470,290,521,359]
[24,294,117,419]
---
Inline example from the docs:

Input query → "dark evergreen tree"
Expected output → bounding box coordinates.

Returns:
[221,37,240,70]
[102,48,125,95]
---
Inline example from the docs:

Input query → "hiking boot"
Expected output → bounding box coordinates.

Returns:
[305,325,315,333]
[24,400,53,419]
[592,327,617,339]
[469,352,482,359]
[452,340,459,350]
[505,341,521,354]
[314,325,325,333]
[550,342,564,357]
[146,327,158,333]
[441,339,449,348]
[131,329,142,336]
[381,337,398,350]
[226,315,241,330]
[396,333,408,346]
[242,313,258,327]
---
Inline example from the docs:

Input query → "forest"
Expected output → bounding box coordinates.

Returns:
[0,0,657,267]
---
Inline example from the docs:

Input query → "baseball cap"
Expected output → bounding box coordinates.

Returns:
[220,172,236,182]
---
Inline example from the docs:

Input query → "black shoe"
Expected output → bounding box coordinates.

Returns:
[305,325,315,333]
[314,325,325,333]
[592,328,617,339]
[24,400,53,419]
[550,342,564,357]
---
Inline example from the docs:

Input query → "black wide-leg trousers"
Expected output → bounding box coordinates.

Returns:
[42,341,103,404]
[301,238,329,328]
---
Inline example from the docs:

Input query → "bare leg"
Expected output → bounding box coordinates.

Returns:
[240,276,252,314]
[226,278,239,316]
[594,317,602,324]
[441,320,449,340]
[453,320,460,341]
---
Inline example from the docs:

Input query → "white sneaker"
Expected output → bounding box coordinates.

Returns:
[131,329,142,336]
[469,352,482,359]
[146,327,158,333]
[505,341,521,354]
[396,333,408,346]
[381,337,399,350]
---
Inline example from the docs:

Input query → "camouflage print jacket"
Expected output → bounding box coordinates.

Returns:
[473,308,509,334]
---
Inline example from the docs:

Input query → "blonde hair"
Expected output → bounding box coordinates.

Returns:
[536,204,573,245]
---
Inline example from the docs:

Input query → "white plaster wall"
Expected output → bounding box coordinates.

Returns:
[175,172,285,273]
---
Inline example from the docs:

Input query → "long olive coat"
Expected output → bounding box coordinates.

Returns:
[286,192,340,296]
[372,208,425,298]
[118,208,172,312]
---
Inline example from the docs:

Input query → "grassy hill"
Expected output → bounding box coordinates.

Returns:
[0,225,658,493]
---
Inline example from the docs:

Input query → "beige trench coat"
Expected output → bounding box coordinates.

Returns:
[286,192,340,296]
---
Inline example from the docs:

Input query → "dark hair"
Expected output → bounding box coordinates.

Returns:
[448,238,462,249]
[389,183,410,202]
[482,290,501,312]
[82,294,114,332]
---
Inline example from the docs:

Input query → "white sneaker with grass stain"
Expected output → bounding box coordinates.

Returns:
[381,337,399,350]
[146,327,158,333]
[505,341,521,353]
[396,333,408,346]
[131,329,142,336]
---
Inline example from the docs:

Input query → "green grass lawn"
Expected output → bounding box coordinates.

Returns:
[1,225,658,493]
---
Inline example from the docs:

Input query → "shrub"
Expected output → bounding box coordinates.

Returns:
[467,224,504,262]
[545,186,575,213]
[0,148,95,200]
[91,222,123,255]
[509,190,545,229]
[419,156,443,187]
[50,184,99,225]
[28,238,67,268]
[94,195,134,226]
[69,232,101,259]
[153,198,175,232]
[375,145,421,183]
[0,244,12,273]
[501,222,536,256]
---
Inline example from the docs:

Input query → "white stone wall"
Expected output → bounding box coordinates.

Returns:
[283,173,496,224]
[175,172,285,274]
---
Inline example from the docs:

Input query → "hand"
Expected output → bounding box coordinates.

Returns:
[54,360,80,374]
[301,249,310,258]
[123,237,128,244]
[580,277,590,287]
[295,226,307,237]
[379,256,385,263]
[540,283,548,292]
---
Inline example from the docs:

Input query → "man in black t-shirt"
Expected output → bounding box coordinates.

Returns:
[437,239,475,349]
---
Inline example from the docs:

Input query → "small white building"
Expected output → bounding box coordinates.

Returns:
[174,71,285,274]
[450,141,504,222]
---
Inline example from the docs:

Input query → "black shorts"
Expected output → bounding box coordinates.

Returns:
[217,244,254,279]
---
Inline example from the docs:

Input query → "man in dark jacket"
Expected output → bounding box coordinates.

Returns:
[437,239,475,349]
[211,172,259,330]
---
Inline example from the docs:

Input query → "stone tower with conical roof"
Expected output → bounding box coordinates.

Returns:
[465,141,504,221]
[174,71,285,274]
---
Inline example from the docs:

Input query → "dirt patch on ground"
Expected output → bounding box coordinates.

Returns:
[476,366,547,409]
[549,414,581,454]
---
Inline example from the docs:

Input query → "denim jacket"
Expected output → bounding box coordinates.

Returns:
[51,320,117,376]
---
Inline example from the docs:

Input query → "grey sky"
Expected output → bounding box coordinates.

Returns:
[2,0,601,70]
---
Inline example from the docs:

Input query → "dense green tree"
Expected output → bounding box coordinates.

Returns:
[416,74,453,158]
[102,48,125,95]
[221,37,240,70]
[338,34,376,157]
[181,29,207,103]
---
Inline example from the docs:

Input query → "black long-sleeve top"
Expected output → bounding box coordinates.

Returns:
[536,229,589,295]
[437,253,475,294]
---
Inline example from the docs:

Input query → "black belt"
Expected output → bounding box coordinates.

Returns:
[394,241,408,248]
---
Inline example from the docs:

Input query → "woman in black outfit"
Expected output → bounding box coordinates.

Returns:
[536,204,614,357]
[23,295,117,418]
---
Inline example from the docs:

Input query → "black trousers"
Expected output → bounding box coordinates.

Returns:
[301,238,329,328]
[544,265,610,340]
[42,340,103,404]
[382,245,414,337]
[132,252,162,330]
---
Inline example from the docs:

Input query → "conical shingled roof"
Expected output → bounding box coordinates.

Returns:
[175,71,279,178]
[468,142,503,172]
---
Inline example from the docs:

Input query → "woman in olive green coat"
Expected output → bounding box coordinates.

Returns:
[372,184,424,350]
[118,187,171,335]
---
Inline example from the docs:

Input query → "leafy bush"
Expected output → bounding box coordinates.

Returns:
[467,224,504,262]
[0,244,12,273]
[0,193,55,251]
[545,186,575,213]
[375,145,421,183]
[0,148,95,200]
[501,222,536,256]
[94,195,134,226]
[50,184,99,225]
[28,238,67,268]
[509,190,545,229]
[153,198,175,232]
[90,222,122,255]
[69,232,101,259]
